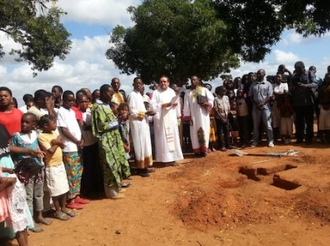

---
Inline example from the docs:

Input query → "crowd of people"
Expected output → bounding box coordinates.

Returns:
[214,62,330,147]
[0,60,330,245]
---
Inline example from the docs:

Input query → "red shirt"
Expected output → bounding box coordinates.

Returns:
[71,106,83,120]
[0,108,23,135]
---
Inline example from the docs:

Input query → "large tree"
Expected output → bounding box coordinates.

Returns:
[0,0,71,75]
[212,0,330,62]
[106,0,240,84]
[107,0,330,83]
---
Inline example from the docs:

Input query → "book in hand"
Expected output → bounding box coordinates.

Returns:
[170,94,180,104]
[197,95,207,105]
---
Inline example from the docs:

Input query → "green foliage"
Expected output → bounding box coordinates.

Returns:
[212,0,330,61]
[108,0,330,82]
[106,0,240,84]
[220,74,232,80]
[0,0,71,75]
[281,0,330,36]
[212,0,285,62]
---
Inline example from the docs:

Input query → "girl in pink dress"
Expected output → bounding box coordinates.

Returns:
[6,158,41,246]
[0,166,15,223]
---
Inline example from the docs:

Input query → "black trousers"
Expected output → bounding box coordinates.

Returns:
[294,105,314,142]
[81,143,104,195]
[238,115,250,145]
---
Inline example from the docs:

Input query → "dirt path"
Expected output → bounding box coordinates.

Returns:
[5,143,330,246]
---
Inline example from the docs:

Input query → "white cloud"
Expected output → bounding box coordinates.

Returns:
[1,33,137,107]
[282,32,303,46]
[281,29,330,47]
[56,0,142,26]
[319,57,330,77]
[273,49,299,64]
[64,35,110,63]
[206,61,282,90]
[0,66,7,76]
[229,61,281,78]
[0,33,22,65]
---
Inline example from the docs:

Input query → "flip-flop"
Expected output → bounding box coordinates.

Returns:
[121,182,131,188]
[29,226,44,233]
[54,211,70,221]
[37,218,52,225]
[62,208,76,217]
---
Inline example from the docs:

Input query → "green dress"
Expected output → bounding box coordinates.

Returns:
[91,102,131,188]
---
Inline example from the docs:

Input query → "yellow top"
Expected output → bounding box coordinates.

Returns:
[111,92,125,105]
[38,131,63,167]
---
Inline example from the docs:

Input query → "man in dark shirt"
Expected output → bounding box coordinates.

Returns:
[290,61,318,144]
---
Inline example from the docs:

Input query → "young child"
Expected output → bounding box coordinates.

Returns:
[214,86,233,151]
[0,166,13,222]
[0,165,16,241]
[117,103,131,160]
[5,158,41,246]
[236,89,250,148]
[228,100,239,146]
[37,115,75,221]
[112,102,131,186]
[57,91,89,209]
[205,84,217,152]
[0,123,42,241]
[11,113,51,232]
[208,108,217,152]
[226,89,236,101]
[280,94,294,144]
[110,102,119,115]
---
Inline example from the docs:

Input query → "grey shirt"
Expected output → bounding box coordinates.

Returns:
[248,80,273,110]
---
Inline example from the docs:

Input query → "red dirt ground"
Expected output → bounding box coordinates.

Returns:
[4,142,330,246]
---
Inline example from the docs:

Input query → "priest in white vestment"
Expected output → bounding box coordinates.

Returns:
[150,77,184,163]
[128,77,154,177]
[183,76,214,157]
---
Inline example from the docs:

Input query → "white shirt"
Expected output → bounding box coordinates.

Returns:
[17,130,38,143]
[273,83,289,94]
[19,105,28,114]
[57,106,81,152]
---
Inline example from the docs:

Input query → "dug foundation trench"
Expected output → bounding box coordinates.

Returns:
[239,162,302,190]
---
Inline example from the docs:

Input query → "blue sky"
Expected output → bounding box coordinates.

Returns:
[0,0,329,106]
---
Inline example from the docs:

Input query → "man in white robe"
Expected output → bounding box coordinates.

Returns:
[128,77,154,177]
[150,77,184,163]
[183,76,214,157]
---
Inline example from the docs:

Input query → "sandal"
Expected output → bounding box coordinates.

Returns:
[121,182,131,188]
[54,211,70,221]
[43,209,56,217]
[62,208,76,217]
[36,218,52,225]
[29,226,44,233]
